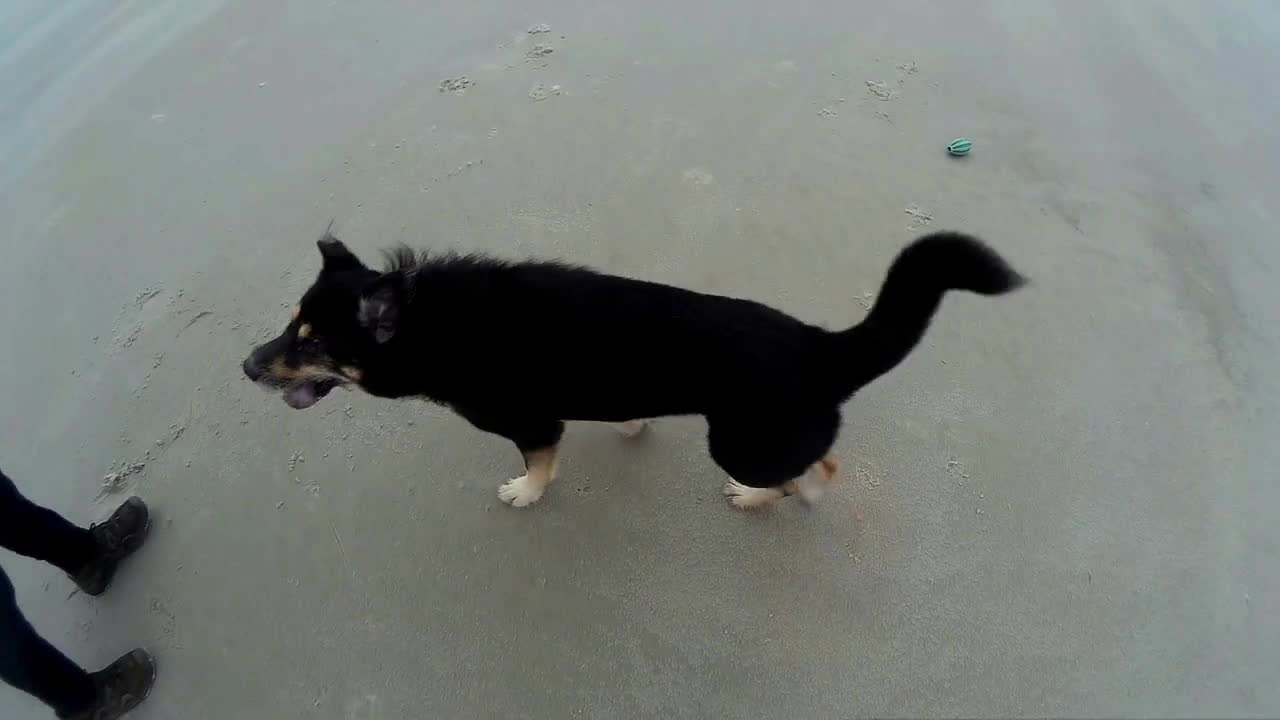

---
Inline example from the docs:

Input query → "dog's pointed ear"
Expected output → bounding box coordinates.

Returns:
[358,277,399,344]
[317,227,365,271]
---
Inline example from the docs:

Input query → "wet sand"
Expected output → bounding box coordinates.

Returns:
[2,1,1279,717]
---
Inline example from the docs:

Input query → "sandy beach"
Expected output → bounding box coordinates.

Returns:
[2,1,1278,717]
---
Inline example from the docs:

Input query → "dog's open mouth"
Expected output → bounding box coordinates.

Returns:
[283,379,339,409]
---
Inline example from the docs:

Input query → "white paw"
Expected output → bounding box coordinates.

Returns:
[498,474,545,507]
[792,472,826,503]
[722,479,783,510]
[611,419,648,438]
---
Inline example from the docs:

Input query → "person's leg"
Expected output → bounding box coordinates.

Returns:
[0,564,96,717]
[0,469,156,717]
[0,469,96,575]
[0,468,150,596]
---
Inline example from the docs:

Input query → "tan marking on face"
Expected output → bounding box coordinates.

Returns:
[340,366,363,383]
[290,305,300,320]
[267,357,345,384]
[297,323,312,339]
[268,357,299,382]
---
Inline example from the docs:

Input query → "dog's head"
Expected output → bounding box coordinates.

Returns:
[242,230,403,409]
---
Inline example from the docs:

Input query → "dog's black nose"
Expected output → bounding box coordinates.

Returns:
[242,357,263,382]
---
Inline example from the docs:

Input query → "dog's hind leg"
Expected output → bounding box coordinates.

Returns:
[610,420,648,438]
[708,410,840,510]
[784,451,841,503]
[454,408,565,508]
[721,478,786,509]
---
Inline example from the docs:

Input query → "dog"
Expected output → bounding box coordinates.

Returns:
[243,228,1023,509]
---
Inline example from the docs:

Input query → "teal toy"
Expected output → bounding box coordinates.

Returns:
[947,138,972,156]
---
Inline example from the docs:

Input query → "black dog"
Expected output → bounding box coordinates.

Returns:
[243,229,1022,509]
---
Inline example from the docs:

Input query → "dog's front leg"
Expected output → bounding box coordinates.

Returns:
[453,407,565,508]
[498,445,560,508]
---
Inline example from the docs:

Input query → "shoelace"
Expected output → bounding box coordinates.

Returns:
[89,519,124,554]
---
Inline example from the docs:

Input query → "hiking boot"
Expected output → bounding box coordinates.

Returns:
[70,497,150,596]
[60,649,156,720]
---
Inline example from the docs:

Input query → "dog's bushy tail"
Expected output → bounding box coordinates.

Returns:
[834,232,1024,397]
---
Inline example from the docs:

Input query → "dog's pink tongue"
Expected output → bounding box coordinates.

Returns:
[283,382,319,409]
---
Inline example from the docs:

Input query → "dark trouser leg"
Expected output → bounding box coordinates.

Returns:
[0,469,96,575]
[0,565,96,716]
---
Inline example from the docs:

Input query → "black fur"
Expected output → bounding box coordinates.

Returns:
[244,230,1023,493]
